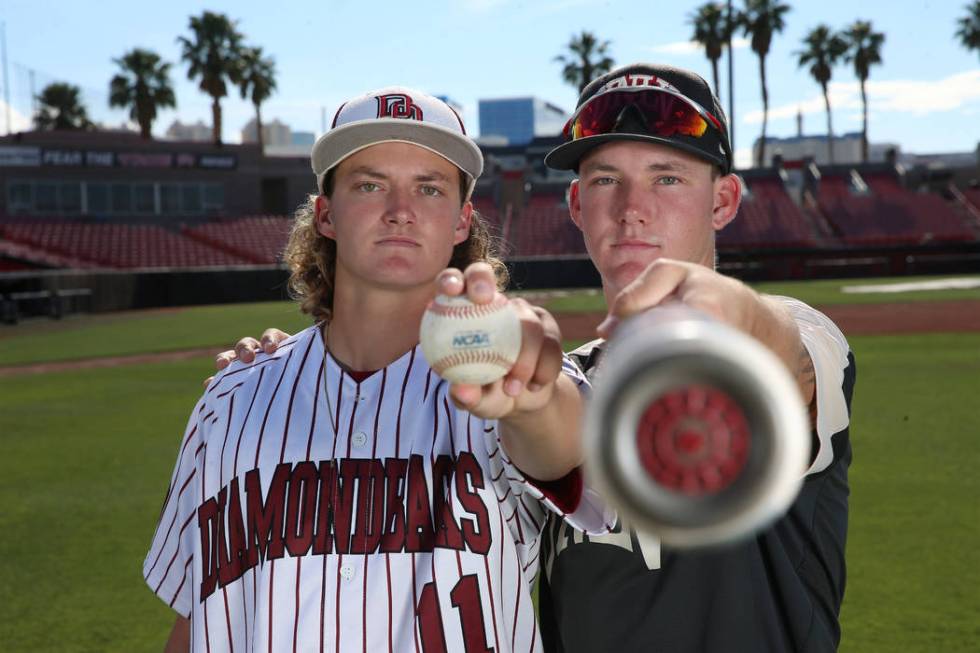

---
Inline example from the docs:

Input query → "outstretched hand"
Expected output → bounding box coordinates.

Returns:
[598,258,759,339]
[435,263,565,421]
[598,258,814,407]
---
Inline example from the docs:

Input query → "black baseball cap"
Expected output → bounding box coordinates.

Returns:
[544,63,733,175]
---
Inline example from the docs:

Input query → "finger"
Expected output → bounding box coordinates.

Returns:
[203,375,215,389]
[261,328,290,354]
[235,337,262,364]
[503,299,545,397]
[435,268,464,297]
[462,262,496,304]
[527,307,563,392]
[449,382,483,410]
[599,259,692,338]
[451,379,513,418]
[215,350,237,371]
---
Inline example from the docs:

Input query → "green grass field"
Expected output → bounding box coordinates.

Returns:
[541,273,980,313]
[1,280,978,651]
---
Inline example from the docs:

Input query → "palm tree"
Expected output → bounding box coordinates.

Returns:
[109,48,176,140]
[34,83,92,130]
[843,21,885,163]
[956,1,980,60]
[178,11,244,145]
[554,31,615,94]
[690,3,731,97]
[741,0,791,168]
[237,46,277,150]
[797,25,849,164]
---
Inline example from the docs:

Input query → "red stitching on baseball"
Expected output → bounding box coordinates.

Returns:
[431,350,515,378]
[427,294,510,319]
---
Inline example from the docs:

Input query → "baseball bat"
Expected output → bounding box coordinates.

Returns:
[583,304,810,548]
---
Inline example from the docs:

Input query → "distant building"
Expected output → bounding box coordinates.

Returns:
[164,120,212,143]
[478,98,567,146]
[241,118,291,147]
[755,131,900,167]
[291,131,315,146]
[0,129,310,217]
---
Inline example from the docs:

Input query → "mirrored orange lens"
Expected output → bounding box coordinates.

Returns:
[568,90,714,141]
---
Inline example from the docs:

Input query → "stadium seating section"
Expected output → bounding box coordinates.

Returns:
[0,221,254,269]
[815,172,974,245]
[718,176,817,249]
[1,170,977,270]
[509,193,587,257]
[183,216,293,265]
[962,188,980,213]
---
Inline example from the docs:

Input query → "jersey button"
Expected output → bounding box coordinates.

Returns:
[339,565,355,581]
[352,431,368,448]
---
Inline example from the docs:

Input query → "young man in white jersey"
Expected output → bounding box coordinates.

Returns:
[145,86,610,652]
[222,64,855,652]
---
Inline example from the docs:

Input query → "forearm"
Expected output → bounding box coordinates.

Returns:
[753,294,817,409]
[498,374,584,481]
[165,615,190,653]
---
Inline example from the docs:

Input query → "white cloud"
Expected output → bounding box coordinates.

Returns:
[649,37,749,56]
[743,69,980,125]
[0,102,32,135]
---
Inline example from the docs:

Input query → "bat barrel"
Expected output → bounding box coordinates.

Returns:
[584,305,810,548]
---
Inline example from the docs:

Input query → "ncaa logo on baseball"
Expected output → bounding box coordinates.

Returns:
[420,294,522,385]
[452,330,491,349]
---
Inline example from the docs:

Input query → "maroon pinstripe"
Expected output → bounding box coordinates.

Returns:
[337,375,361,653]
[201,433,212,653]
[233,367,265,475]
[394,347,416,456]
[169,557,192,610]
[366,368,388,653]
[146,469,196,578]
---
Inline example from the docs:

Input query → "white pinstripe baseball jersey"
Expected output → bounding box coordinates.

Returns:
[144,324,611,652]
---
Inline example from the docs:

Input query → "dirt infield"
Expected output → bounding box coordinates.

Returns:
[1,299,978,377]
[0,347,221,378]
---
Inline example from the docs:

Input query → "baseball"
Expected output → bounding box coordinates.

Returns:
[420,294,522,385]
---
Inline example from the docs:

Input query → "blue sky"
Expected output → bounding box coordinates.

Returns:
[2,0,978,166]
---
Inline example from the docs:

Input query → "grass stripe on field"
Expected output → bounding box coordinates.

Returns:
[0,357,211,652]
[541,274,980,313]
[0,301,311,367]
[840,333,980,652]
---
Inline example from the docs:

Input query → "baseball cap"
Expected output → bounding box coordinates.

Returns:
[311,86,484,199]
[544,63,733,174]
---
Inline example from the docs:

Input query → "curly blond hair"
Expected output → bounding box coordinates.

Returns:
[284,186,509,324]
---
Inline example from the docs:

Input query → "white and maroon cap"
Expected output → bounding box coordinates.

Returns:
[311,86,483,199]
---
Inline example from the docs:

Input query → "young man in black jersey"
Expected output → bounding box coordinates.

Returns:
[219,64,855,652]
[533,63,854,653]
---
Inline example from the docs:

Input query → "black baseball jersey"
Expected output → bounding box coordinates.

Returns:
[538,299,855,653]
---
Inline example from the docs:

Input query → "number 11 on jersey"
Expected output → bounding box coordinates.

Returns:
[418,574,494,652]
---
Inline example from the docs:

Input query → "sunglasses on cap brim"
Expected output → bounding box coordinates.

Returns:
[563,86,724,142]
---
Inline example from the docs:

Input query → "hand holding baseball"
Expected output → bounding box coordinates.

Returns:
[425,262,566,420]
